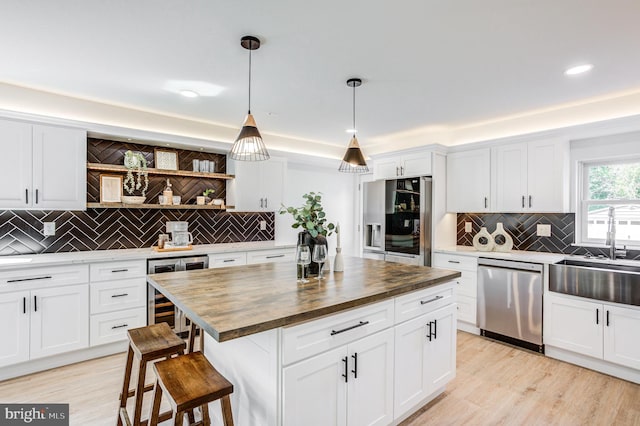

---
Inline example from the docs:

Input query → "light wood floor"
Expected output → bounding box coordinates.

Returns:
[0,332,638,426]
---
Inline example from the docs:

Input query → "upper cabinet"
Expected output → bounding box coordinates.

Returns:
[446,148,491,212]
[0,118,87,210]
[373,152,432,180]
[227,157,286,211]
[493,138,569,212]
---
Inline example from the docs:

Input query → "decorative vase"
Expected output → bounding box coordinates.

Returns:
[298,232,327,276]
[491,222,514,252]
[334,247,344,272]
[472,227,495,252]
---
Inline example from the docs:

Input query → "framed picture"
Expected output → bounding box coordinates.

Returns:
[154,148,179,170]
[100,174,123,203]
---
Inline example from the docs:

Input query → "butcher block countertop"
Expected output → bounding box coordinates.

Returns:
[147,256,461,342]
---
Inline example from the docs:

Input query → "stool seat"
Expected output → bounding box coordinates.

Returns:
[128,323,186,360]
[149,352,234,426]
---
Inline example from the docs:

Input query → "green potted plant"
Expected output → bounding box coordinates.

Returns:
[122,150,149,204]
[279,192,335,274]
[203,188,215,203]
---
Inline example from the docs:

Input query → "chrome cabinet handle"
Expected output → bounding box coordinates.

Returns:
[331,320,369,336]
[420,295,444,305]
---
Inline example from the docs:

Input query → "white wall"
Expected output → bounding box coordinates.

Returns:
[276,163,358,257]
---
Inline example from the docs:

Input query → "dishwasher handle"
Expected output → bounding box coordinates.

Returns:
[478,258,543,273]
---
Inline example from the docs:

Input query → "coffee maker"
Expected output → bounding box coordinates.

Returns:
[165,221,193,247]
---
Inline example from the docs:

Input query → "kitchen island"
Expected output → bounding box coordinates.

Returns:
[147,256,461,425]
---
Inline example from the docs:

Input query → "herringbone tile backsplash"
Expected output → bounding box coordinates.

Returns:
[0,209,274,256]
[457,213,640,260]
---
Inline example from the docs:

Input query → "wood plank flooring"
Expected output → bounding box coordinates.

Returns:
[0,331,637,425]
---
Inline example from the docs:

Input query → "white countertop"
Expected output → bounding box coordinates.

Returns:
[0,241,295,270]
[435,245,640,267]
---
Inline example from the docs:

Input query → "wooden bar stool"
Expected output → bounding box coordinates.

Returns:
[117,322,186,426]
[148,351,234,426]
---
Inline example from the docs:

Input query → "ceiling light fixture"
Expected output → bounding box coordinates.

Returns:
[229,35,270,161]
[180,89,199,98]
[339,78,369,173]
[564,64,593,76]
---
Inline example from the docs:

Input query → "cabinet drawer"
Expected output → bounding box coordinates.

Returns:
[395,282,456,324]
[456,294,477,324]
[208,252,247,268]
[282,299,394,365]
[432,253,478,272]
[90,278,146,314]
[0,264,89,292]
[90,307,147,346]
[89,260,146,282]
[247,248,295,265]
[455,273,477,298]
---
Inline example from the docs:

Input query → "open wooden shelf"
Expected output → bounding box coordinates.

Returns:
[86,202,234,210]
[87,163,235,180]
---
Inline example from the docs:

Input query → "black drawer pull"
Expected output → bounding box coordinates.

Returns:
[34,295,37,312]
[111,324,129,329]
[25,189,28,204]
[111,293,129,298]
[35,189,39,204]
[111,269,129,273]
[23,297,26,314]
[266,254,285,259]
[342,356,348,383]
[7,276,52,283]
[447,260,460,264]
[420,295,444,305]
[223,259,235,263]
[351,352,358,378]
[331,320,369,336]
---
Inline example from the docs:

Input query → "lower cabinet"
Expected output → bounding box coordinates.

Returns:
[0,284,89,367]
[545,293,640,370]
[283,328,394,426]
[394,304,456,417]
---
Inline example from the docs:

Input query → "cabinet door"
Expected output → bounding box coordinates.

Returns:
[446,149,491,212]
[603,305,640,370]
[283,346,347,426]
[32,125,87,210]
[526,139,568,212]
[424,304,456,390]
[402,153,432,178]
[347,328,394,426]
[493,142,527,212]
[0,119,32,208]
[544,294,602,358]
[373,157,400,180]
[227,159,261,211]
[394,313,430,418]
[30,284,89,359]
[261,157,286,211]
[0,291,30,367]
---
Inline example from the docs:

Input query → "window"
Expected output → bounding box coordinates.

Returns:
[580,159,640,245]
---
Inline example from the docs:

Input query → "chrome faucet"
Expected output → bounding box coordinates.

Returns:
[605,207,627,260]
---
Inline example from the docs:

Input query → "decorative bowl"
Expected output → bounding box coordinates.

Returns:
[121,196,146,204]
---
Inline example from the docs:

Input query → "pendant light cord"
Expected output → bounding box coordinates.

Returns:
[352,83,356,136]
[248,46,252,114]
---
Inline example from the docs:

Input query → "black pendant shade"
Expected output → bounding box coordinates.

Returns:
[229,35,270,161]
[339,78,368,173]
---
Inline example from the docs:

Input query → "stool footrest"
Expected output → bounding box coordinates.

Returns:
[119,407,173,426]
[122,383,155,399]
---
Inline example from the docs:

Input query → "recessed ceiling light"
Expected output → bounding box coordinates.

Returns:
[164,80,224,97]
[564,64,593,76]
[180,90,199,98]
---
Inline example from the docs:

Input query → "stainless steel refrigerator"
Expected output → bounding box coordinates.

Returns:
[363,177,432,266]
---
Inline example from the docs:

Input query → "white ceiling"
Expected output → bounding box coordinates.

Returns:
[2,0,640,154]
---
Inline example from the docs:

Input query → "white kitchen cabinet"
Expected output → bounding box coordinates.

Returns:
[545,293,640,370]
[246,247,295,265]
[0,118,87,210]
[373,152,432,180]
[394,303,456,419]
[30,284,89,359]
[432,252,477,330]
[283,328,394,426]
[227,157,286,211]
[208,252,247,268]
[446,148,491,212]
[493,138,569,212]
[0,291,30,367]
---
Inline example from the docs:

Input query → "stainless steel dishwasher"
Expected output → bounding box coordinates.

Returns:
[477,258,544,353]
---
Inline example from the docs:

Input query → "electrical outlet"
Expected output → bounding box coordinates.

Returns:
[537,224,551,237]
[43,222,56,236]
[465,222,472,233]
[259,220,267,231]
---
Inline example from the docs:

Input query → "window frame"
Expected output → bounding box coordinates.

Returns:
[578,158,640,246]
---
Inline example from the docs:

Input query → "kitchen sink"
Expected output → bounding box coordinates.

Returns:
[549,259,640,306]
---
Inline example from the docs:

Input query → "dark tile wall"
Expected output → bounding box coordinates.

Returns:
[0,209,274,256]
[457,213,640,260]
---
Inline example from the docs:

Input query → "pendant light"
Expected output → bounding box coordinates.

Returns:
[229,35,270,161]
[339,78,369,173]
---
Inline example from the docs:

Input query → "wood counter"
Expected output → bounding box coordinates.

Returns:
[147,256,461,342]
